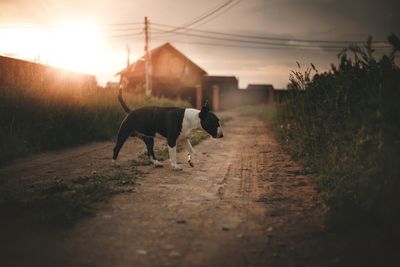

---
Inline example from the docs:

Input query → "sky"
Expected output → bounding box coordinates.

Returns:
[0,0,399,88]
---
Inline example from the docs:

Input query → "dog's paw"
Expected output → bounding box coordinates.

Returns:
[153,160,163,168]
[188,160,194,167]
[172,163,183,171]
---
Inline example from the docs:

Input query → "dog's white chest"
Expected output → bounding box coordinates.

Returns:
[178,108,200,140]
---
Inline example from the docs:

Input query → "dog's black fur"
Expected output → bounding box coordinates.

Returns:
[113,106,185,161]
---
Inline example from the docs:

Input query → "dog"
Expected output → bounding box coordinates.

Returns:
[112,89,223,170]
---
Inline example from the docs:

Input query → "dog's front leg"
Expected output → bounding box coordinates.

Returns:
[185,139,195,167]
[168,145,182,171]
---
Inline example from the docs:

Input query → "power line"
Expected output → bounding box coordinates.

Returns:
[152,22,388,45]
[104,22,143,27]
[108,32,144,39]
[3,19,389,50]
[150,34,392,51]
[188,0,243,29]
[150,27,391,49]
[159,0,237,34]
[0,24,143,34]
[103,28,143,34]
[153,39,342,51]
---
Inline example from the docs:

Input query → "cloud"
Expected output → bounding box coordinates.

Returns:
[243,0,399,39]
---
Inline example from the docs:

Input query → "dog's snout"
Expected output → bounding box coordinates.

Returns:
[216,126,223,138]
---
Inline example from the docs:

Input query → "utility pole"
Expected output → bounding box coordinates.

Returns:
[144,16,152,96]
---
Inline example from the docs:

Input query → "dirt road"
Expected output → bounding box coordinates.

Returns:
[1,114,346,267]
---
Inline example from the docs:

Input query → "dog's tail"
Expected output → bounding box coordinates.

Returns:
[118,88,131,113]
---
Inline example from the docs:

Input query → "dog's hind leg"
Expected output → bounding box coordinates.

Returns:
[142,137,163,167]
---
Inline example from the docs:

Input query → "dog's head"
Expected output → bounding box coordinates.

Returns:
[199,101,223,138]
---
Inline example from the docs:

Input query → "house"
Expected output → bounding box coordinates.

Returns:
[118,42,207,108]
[117,43,277,111]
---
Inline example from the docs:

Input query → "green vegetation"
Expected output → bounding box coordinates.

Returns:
[0,84,190,164]
[188,129,211,146]
[236,105,277,125]
[0,170,140,228]
[275,35,400,233]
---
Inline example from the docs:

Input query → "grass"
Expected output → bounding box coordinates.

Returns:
[235,104,277,125]
[0,169,141,228]
[274,35,400,234]
[188,129,210,146]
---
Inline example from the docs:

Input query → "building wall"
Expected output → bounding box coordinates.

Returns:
[201,76,274,111]
[218,89,269,110]
[202,76,239,110]
[154,51,202,87]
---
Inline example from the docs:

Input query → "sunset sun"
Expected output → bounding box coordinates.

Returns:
[0,21,107,75]
[48,22,104,73]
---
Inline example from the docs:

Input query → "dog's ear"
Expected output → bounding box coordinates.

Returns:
[199,100,209,119]
[203,100,210,112]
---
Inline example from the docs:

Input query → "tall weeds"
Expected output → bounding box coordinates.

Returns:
[276,34,400,232]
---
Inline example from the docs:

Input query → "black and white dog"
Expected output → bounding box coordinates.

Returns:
[112,90,223,170]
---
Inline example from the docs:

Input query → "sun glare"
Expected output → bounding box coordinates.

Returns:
[48,22,103,73]
[0,21,116,77]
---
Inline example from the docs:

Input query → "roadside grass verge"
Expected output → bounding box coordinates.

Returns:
[233,36,400,237]
[274,35,400,234]
[235,104,277,125]
[0,169,141,229]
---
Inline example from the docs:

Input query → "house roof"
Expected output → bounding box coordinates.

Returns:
[117,42,207,76]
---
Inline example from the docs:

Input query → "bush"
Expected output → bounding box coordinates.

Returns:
[276,35,400,232]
